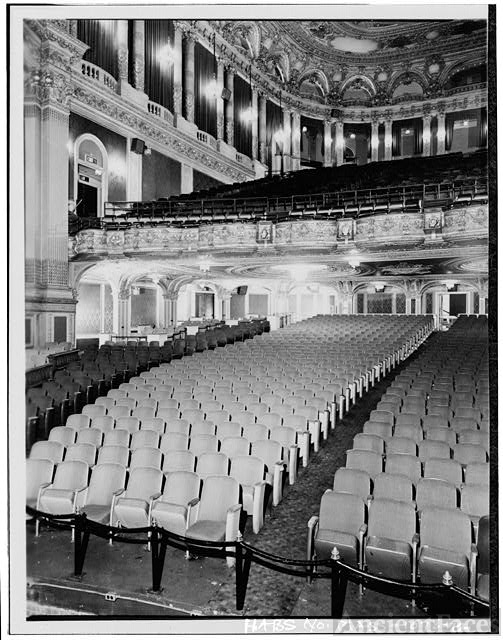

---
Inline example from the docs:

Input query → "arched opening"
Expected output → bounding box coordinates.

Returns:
[73,134,109,218]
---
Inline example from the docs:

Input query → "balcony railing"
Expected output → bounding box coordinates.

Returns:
[196,130,217,150]
[147,101,174,125]
[81,61,117,92]
[66,176,487,235]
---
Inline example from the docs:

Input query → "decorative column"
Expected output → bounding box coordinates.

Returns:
[132,20,145,93]
[126,136,143,200]
[436,109,446,155]
[251,87,259,160]
[384,118,393,161]
[100,284,106,333]
[222,292,231,321]
[156,286,164,328]
[258,92,267,164]
[183,33,195,123]
[291,111,301,171]
[225,67,235,146]
[335,120,345,166]
[24,23,88,348]
[422,114,432,157]
[162,294,171,326]
[371,118,379,162]
[216,59,225,140]
[180,163,194,194]
[115,290,131,335]
[323,118,332,167]
[172,23,183,115]
[116,20,129,85]
[282,108,292,172]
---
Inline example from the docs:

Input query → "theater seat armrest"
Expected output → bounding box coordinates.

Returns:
[73,486,89,511]
[272,462,284,506]
[288,444,299,485]
[307,516,319,565]
[412,533,420,582]
[148,492,163,524]
[470,544,478,595]
[225,504,242,568]
[36,483,52,510]
[252,481,267,534]
[187,497,200,528]
[358,524,368,569]
[110,489,125,526]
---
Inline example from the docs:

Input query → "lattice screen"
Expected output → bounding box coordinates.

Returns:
[249,294,268,316]
[367,293,393,314]
[395,293,406,314]
[131,289,157,326]
[425,292,433,314]
[76,283,101,333]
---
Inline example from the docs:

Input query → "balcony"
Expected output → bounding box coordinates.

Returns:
[80,61,117,92]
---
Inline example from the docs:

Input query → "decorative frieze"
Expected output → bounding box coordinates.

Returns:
[71,84,252,183]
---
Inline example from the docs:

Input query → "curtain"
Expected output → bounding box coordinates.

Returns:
[194,42,217,138]
[414,119,423,155]
[78,20,118,79]
[479,107,487,147]
[266,100,282,167]
[445,114,454,151]
[144,20,174,112]
[233,74,252,156]
[392,121,400,156]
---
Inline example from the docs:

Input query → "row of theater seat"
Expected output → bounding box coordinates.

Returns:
[27,459,249,565]
[28,315,433,557]
[26,320,267,442]
[307,316,489,600]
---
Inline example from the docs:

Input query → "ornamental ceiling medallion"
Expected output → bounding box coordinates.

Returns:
[380,262,433,275]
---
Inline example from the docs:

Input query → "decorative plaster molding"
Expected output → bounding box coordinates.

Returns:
[71,81,253,183]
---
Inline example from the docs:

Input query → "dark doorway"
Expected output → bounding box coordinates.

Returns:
[77,181,98,217]
[449,293,467,316]
[195,292,215,319]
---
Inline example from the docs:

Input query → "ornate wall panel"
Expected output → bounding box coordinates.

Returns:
[355,212,424,243]
[75,282,101,333]
[443,206,488,237]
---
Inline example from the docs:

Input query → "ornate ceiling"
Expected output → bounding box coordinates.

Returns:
[213,19,487,107]
[76,247,488,292]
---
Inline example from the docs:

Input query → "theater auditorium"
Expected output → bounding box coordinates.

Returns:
[18,8,493,627]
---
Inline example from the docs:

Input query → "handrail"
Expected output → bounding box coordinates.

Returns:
[102,177,486,219]
[27,505,490,616]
